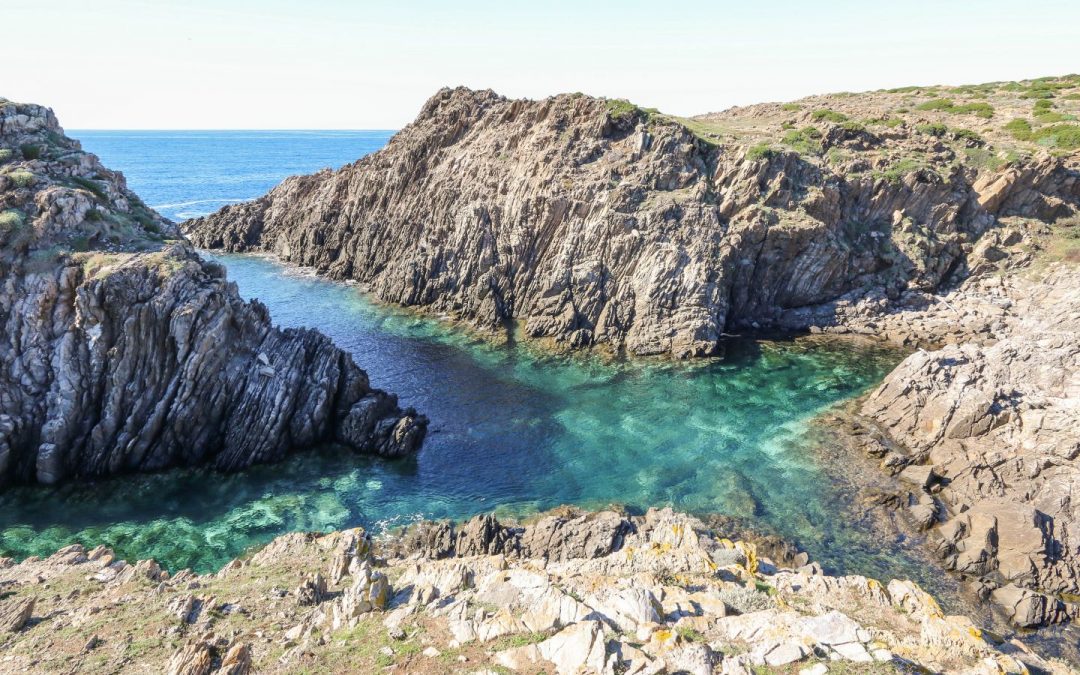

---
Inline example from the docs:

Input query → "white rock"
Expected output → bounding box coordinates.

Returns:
[765,642,808,666]
[536,620,610,675]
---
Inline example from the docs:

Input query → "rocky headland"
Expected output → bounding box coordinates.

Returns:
[184,76,1080,632]
[0,99,426,486]
[2,508,1074,674]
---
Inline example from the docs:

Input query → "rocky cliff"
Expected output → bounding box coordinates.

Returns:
[185,80,1079,357]
[184,77,1080,631]
[2,508,1073,674]
[0,99,426,486]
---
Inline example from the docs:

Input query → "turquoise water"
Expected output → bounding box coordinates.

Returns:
[0,132,925,590]
[0,257,902,577]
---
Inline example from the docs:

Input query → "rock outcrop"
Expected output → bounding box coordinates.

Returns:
[185,83,1078,357]
[0,99,426,486]
[1,509,1073,673]
[183,77,1080,629]
[858,266,1080,627]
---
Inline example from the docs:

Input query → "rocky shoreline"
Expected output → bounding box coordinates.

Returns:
[184,77,1080,632]
[2,507,1074,674]
[0,100,426,486]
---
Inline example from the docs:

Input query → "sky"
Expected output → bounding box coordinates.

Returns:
[3,0,1079,129]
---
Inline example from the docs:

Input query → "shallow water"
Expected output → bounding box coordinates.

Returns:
[0,254,912,576]
[1,131,939,596]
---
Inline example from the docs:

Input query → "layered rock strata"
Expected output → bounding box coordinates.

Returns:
[1,508,1073,673]
[856,265,1080,628]
[185,84,1078,357]
[0,99,425,486]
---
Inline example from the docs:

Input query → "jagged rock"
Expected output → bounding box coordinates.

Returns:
[0,596,33,632]
[184,88,1077,358]
[166,640,213,675]
[328,528,372,583]
[219,643,252,675]
[863,267,1080,621]
[525,620,610,675]
[990,584,1075,628]
[333,562,390,628]
[0,98,426,487]
[294,573,327,606]
[519,510,633,561]
[0,507,1073,672]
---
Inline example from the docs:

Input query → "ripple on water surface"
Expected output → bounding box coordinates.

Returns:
[0,255,942,595]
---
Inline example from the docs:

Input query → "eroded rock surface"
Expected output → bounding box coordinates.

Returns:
[185,85,1078,358]
[0,99,425,485]
[859,266,1080,627]
[1,509,1072,673]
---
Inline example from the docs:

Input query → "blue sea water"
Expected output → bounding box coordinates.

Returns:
[0,131,938,593]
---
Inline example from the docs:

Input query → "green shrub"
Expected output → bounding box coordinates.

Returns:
[0,148,12,164]
[71,176,108,200]
[881,117,905,128]
[7,169,35,187]
[1034,99,1054,111]
[952,128,983,143]
[1004,118,1032,140]
[915,98,992,118]
[781,126,823,154]
[963,147,1006,171]
[916,123,948,137]
[1063,93,1080,100]
[19,144,41,160]
[746,142,775,161]
[954,101,994,118]
[0,209,25,234]
[1035,111,1072,123]
[879,157,924,183]
[1020,88,1055,99]
[811,109,849,123]
[840,120,867,133]
[85,208,104,222]
[604,98,658,122]
[1031,124,1080,150]
[780,102,802,111]
[916,98,955,111]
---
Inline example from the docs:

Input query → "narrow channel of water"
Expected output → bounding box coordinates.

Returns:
[0,254,917,581]
[0,130,952,602]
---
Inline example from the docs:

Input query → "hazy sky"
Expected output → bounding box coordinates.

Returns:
[4,0,1079,129]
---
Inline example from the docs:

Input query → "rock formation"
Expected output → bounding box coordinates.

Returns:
[185,82,1078,357]
[185,77,1080,629]
[0,99,426,486]
[1,508,1073,673]
[857,265,1080,628]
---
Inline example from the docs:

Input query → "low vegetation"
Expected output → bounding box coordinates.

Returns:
[19,143,41,160]
[746,142,775,161]
[781,126,823,155]
[71,175,108,200]
[915,98,994,118]
[811,109,848,123]
[604,98,659,122]
[0,208,25,236]
[6,169,35,187]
